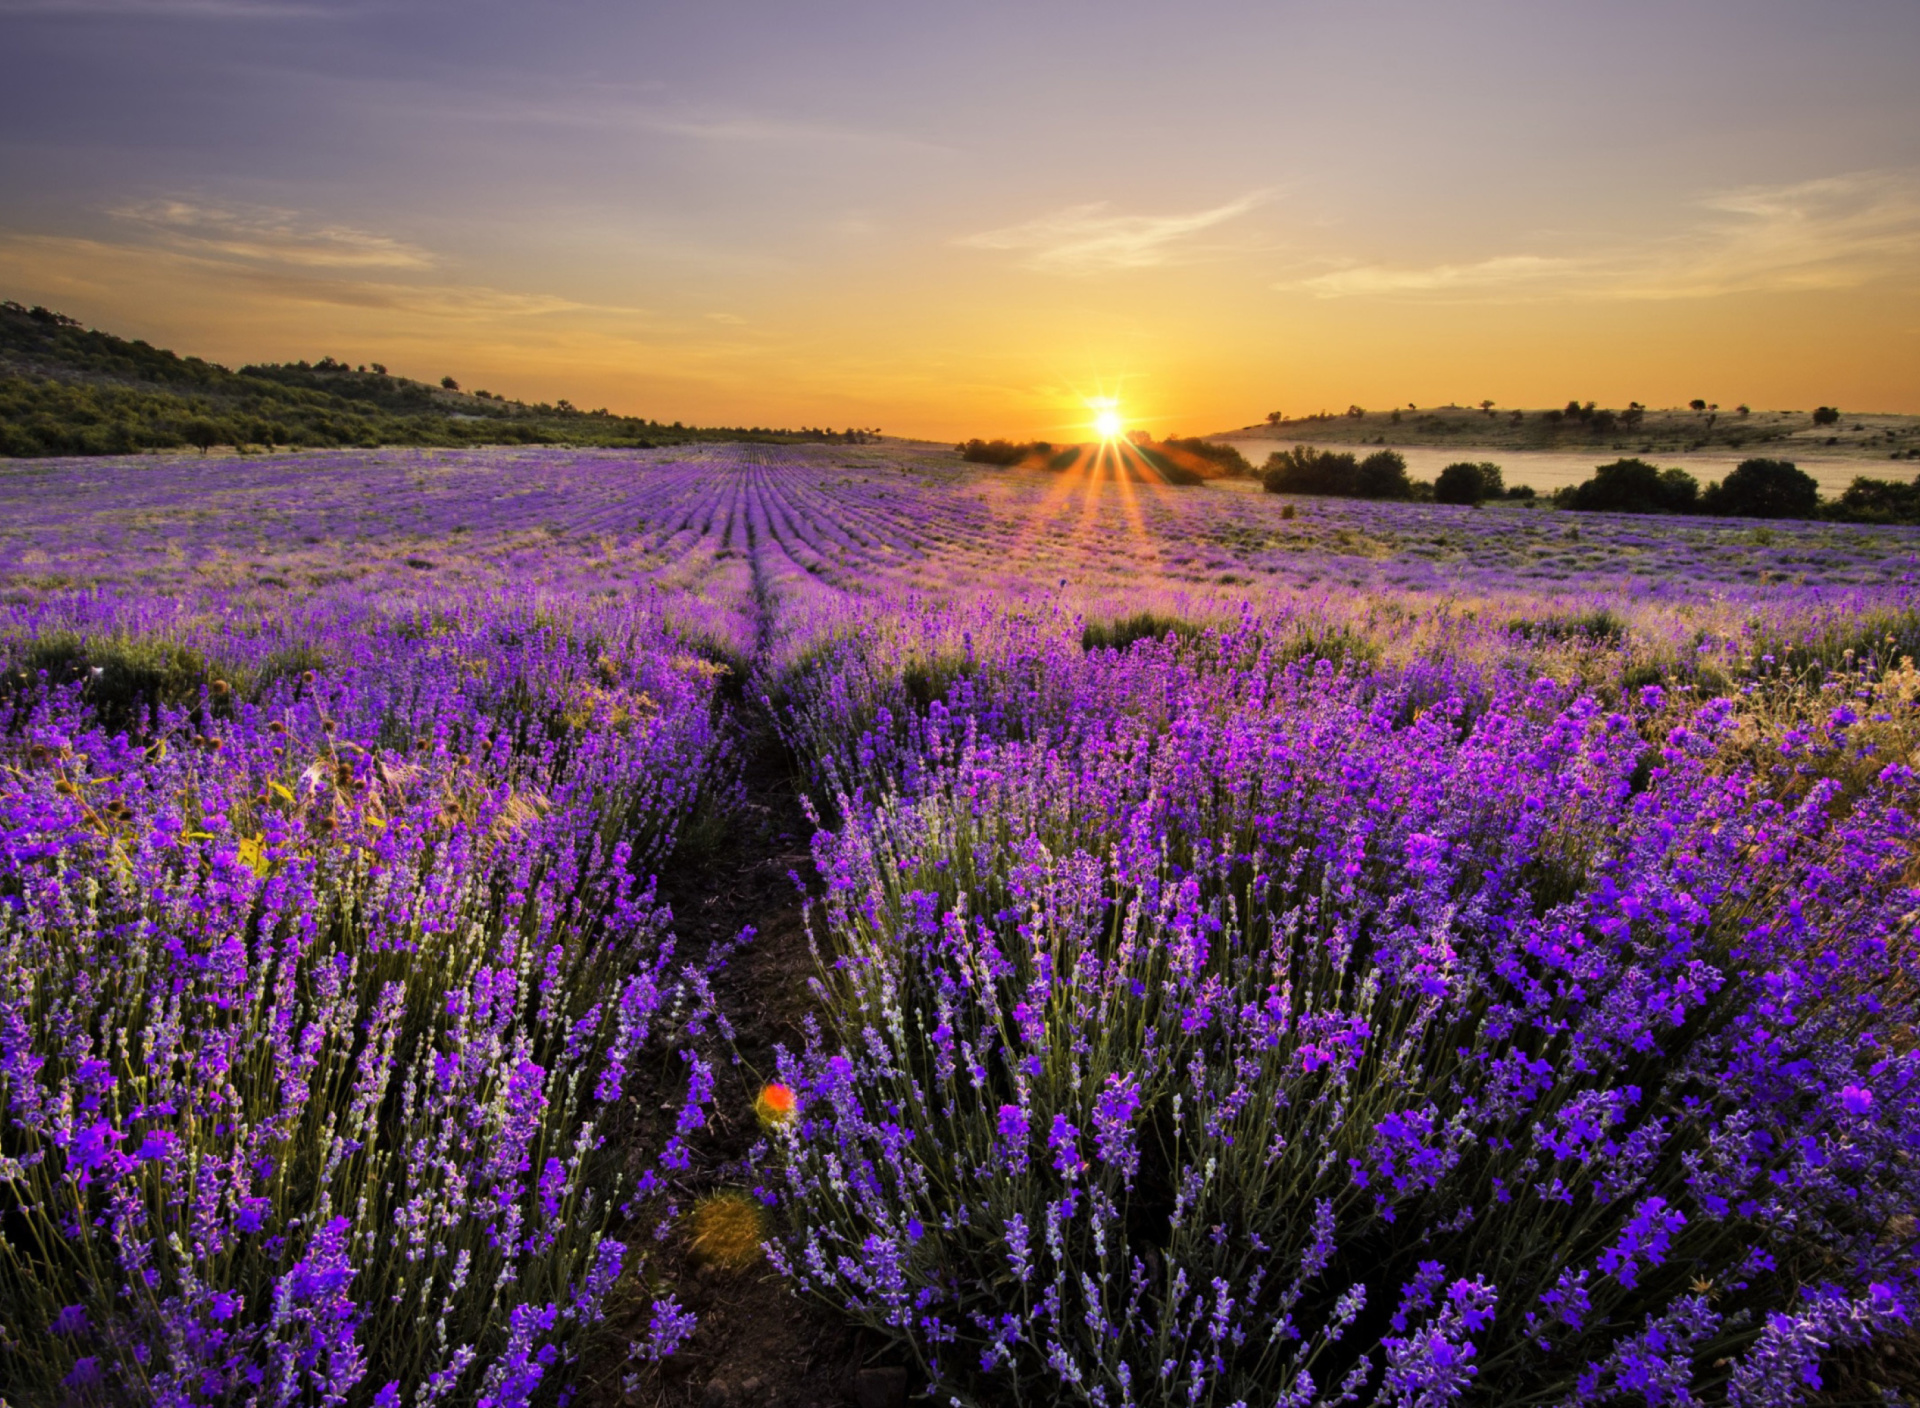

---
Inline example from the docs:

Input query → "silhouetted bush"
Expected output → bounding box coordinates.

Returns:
[957,438,1032,466]
[1354,449,1413,499]
[1828,474,1920,524]
[1699,458,1820,520]
[1262,446,1358,496]
[1560,459,1700,515]
[1435,461,1502,505]
[1161,437,1253,476]
[1812,406,1841,426]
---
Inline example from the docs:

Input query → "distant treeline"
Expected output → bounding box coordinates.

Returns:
[1261,447,1531,505]
[957,434,1255,480]
[0,302,877,457]
[1254,442,1920,524]
[1554,457,1920,524]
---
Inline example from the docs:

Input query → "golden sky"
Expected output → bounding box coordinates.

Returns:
[3,2,1918,439]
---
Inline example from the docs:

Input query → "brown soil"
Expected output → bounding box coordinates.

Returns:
[582,715,914,1408]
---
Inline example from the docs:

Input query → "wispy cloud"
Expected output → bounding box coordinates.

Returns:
[0,0,330,17]
[959,193,1266,274]
[1282,169,1920,301]
[110,199,436,270]
[0,230,639,323]
[421,83,948,156]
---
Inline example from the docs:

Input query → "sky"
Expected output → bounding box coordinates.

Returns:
[2,0,1918,440]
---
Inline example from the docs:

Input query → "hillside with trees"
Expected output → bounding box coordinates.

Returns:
[1228,400,1920,463]
[0,301,879,457]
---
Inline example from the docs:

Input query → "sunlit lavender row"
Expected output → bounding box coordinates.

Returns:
[3,444,1918,1406]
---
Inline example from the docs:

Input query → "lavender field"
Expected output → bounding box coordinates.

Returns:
[3,443,1919,1407]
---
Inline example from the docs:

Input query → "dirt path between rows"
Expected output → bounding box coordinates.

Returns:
[592,706,907,1408]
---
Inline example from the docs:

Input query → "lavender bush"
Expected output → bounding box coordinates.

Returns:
[766,624,1920,1406]
[3,444,1918,1405]
[0,603,728,1403]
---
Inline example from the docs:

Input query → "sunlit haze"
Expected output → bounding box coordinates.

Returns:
[3,0,1917,437]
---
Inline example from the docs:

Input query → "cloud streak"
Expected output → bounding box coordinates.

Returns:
[110,198,437,270]
[0,0,330,17]
[1283,169,1920,301]
[959,193,1266,274]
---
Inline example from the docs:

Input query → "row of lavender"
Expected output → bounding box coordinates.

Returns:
[6,445,1920,1406]
[763,604,1920,1405]
[0,592,732,1403]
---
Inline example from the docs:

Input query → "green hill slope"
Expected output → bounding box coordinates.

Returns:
[0,300,874,457]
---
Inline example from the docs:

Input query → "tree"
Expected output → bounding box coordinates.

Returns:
[1831,474,1920,524]
[1700,458,1820,520]
[180,417,223,452]
[1479,400,1495,415]
[1266,411,1284,426]
[441,376,460,391]
[1435,460,1501,505]
[1346,404,1366,419]
[1434,462,1485,504]
[1355,449,1412,499]
[1263,446,1359,497]
[1813,406,1841,426]
[1690,399,1707,412]
[1565,458,1699,514]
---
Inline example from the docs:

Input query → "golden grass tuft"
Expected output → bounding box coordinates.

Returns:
[686,1192,767,1270]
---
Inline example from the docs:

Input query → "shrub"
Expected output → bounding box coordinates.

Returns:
[0,611,726,1402]
[1827,474,1920,524]
[1435,461,1502,506]
[1080,612,1200,653]
[1263,446,1359,497]
[180,417,225,452]
[1161,437,1253,477]
[1564,459,1699,515]
[768,648,1920,1407]
[1354,449,1413,500]
[1812,406,1840,426]
[958,438,1032,466]
[1700,458,1820,520]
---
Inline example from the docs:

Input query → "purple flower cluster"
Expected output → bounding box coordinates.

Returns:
[6,442,1920,1404]
[0,592,729,1400]
[767,610,1920,1402]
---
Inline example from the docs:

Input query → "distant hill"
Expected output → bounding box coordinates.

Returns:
[1220,401,1920,464]
[0,300,877,457]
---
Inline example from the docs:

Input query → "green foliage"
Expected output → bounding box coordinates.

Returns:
[1699,458,1820,520]
[1561,459,1699,515]
[1826,474,1920,525]
[1354,449,1412,499]
[1434,461,1502,505]
[957,438,1037,466]
[1263,446,1414,501]
[1505,610,1628,646]
[1080,612,1200,653]
[0,301,867,457]
[1161,437,1253,477]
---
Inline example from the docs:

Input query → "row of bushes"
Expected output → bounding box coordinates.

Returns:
[1558,457,1920,523]
[1258,446,1920,524]
[1261,447,1534,505]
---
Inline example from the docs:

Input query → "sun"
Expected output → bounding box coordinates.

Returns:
[1090,401,1124,440]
